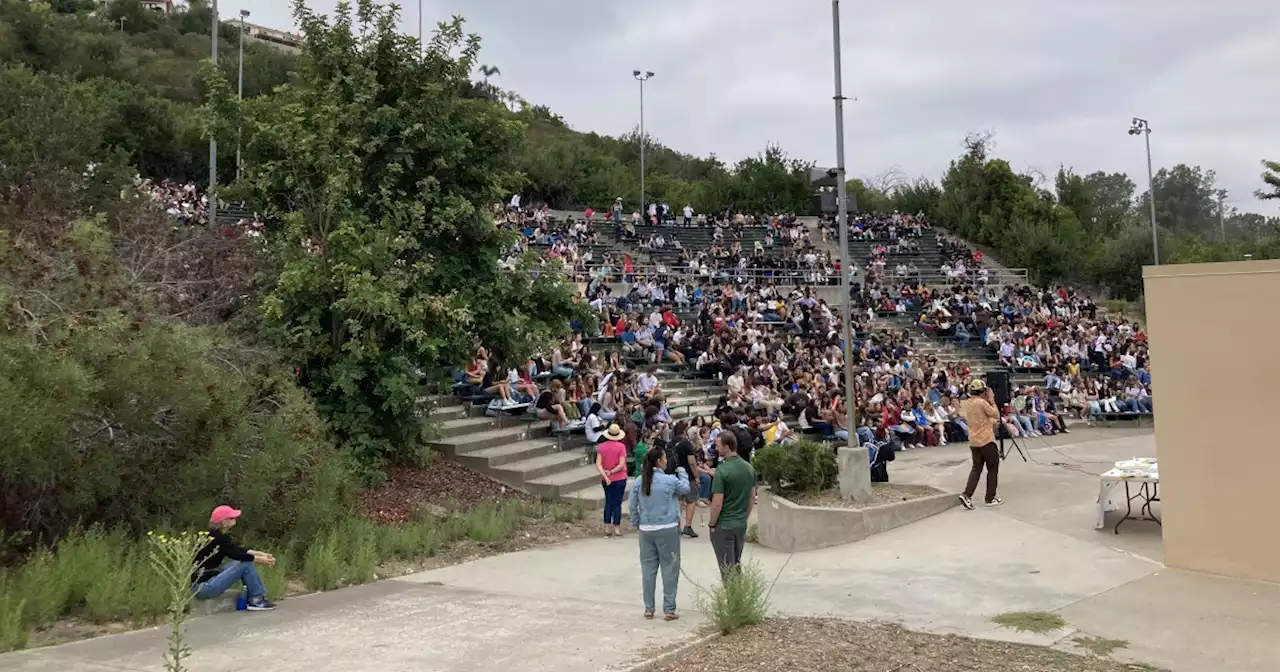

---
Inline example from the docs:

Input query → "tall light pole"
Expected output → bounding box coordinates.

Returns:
[632,70,654,216]
[418,0,423,53]
[1128,117,1157,265]
[830,1,857,447]
[209,0,218,228]
[236,9,249,181]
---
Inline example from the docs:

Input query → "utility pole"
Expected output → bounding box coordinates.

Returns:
[1128,118,1158,265]
[632,71,654,217]
[831,0,858,446]
[236,10,249,181]
[209,0,218,228]
[1218,191,1226,243]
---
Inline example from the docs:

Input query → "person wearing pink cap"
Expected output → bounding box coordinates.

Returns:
[191,505,277,611]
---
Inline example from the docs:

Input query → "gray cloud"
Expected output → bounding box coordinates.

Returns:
[222,0,1280,212]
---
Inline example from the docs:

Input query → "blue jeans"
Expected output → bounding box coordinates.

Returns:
[698,472,713,501]
[602,479,626,525]
[1015,415,1035,435]
[856,427,876,446]
[638,526,681,614]
[192,560,266,600]
[552,366,574,379]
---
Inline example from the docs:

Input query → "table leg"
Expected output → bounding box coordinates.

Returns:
[1139,483,1161,525]
[1114,481,1133,535]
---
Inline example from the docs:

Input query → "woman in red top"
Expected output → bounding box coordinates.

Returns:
[596,424,630,537]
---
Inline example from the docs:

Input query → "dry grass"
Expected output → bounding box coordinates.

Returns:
[786,483,942,509]
[647,617,1166,672]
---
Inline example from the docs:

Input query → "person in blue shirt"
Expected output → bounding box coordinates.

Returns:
[628,449,689,620]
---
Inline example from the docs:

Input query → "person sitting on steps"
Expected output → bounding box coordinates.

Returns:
[192,505,277,611]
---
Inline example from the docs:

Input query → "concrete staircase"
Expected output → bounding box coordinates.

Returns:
[425,369,722,508]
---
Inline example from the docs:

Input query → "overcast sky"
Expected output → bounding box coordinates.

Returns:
[226,0,1279,213]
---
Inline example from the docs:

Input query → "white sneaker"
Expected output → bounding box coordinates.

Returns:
[986,497,1003,507]
[958,495,974,510]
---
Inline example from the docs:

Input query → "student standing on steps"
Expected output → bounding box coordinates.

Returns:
[959,379,1003,510]
[707,431,755,578]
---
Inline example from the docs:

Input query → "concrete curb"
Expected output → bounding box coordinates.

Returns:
[757,487,959,553]
[610,632,720,672]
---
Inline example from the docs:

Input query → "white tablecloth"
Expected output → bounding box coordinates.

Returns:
[1095,469,1159,530]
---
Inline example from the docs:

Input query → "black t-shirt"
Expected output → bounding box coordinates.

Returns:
[730,425,755,463]
[535,390,553,410]
[193,528,254,585]
[665,438,696,479]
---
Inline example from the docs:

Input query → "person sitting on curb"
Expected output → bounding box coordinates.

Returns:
[192,505,277,611]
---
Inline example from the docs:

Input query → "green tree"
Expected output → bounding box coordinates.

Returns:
[1258,159,1280,201]
[889,177,942,218]
[1139,164,1219,237]
[210,0,581,468]
[846,178,890,214]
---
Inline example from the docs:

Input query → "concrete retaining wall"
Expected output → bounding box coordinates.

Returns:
[757,487,958,553]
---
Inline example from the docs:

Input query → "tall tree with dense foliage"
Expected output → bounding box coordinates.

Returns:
[208,0,581,469]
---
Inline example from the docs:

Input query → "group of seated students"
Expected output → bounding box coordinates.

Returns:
[911,280,1153,419]
[821,211,932,243]
[454,333,704,439]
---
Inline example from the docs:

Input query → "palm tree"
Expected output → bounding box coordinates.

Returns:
[1258,159,1280,201]
[478,64,500,101]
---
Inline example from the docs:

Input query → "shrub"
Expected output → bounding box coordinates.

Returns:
[341,519,380,585]
[752,441,837,493]
[751,445,788,491]
[302,532,343,592]
[258,548,292,601]
[0,578,28,653]
[15,548,71,627]
[465,502,521,543]
[700,561,771,634]
[84,556,134,624]
[0,205,357,546]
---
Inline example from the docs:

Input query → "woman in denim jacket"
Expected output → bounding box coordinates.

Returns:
[628,448,690,620]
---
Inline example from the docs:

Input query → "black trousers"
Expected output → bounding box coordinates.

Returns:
[963,442,1000,503]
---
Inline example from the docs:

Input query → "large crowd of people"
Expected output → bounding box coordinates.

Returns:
[133,177,265,238]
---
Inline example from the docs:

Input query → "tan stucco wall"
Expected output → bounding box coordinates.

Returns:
[1144,259,1280,583]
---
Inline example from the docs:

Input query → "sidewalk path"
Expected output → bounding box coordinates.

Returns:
[6,431,1280,672]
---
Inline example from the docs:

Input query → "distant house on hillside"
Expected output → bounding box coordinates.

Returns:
[243,22,303,51]
[139,0,173,14]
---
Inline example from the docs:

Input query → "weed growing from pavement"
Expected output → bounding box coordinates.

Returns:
[1073,635,1130,657]
[145,530,208,672]
[991,611,1068,634]
[680,560,771,634]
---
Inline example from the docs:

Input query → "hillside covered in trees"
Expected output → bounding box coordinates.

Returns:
[6,0,1278,304]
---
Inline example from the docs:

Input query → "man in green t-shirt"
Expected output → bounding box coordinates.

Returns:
[708,430,756,578]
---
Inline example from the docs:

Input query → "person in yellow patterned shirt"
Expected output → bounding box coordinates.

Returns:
[960,379,1002,509]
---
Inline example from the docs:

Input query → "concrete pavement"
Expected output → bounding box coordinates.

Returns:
[2,579,702,672]
[7,428,1280,672]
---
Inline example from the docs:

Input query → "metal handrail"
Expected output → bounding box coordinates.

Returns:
[572,263,1028,285]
